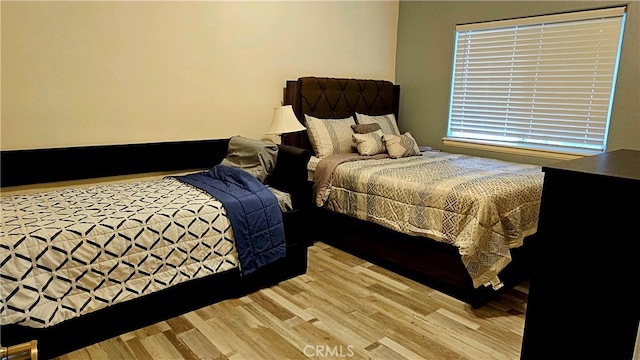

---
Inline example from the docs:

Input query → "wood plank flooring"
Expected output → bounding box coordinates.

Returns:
[55,242,529,360]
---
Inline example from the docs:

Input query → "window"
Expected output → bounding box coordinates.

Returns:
[445,7,627,157]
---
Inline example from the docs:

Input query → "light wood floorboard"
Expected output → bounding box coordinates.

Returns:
[56,242,529,360]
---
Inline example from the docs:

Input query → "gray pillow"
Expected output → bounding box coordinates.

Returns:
[351,123,382,134]
[220,136,278,183]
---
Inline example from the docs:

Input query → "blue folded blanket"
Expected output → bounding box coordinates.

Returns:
[172,165,286,275]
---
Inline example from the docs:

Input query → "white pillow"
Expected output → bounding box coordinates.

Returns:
[355,113,401,136]
[383,132,421,159]
[304,115,356,158]
[353,130,386,156]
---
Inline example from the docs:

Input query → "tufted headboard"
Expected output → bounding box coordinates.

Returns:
[282,76,400,152]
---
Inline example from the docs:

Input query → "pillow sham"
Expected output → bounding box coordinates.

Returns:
[305,114,356,158]
[220,136,278,183]
[351,123,382,134]
[353,130,386,156]
[383,132,421,159]
[355,113,401,136]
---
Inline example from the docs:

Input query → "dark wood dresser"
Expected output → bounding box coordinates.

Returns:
[520,149,640,359]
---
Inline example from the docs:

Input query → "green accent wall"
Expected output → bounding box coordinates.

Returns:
[396,1,639,165]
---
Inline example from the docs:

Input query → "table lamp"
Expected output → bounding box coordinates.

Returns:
[266,105,306,143]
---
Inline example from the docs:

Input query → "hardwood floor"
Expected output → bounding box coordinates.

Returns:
[56,242,529,360]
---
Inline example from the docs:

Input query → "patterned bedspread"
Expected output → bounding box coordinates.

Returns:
[0,178,238,328]
[317,151,544,288]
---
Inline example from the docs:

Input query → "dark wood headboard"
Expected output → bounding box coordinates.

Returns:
[283,76,400,152]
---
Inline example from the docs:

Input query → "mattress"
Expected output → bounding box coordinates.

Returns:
[0,176,290,328]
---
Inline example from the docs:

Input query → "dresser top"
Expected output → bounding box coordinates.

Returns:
[543,149,640,181]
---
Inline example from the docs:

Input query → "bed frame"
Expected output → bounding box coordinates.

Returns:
[0,138,312,359]
[283,76,534,308]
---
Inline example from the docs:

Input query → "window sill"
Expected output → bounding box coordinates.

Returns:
[441,138,598,161]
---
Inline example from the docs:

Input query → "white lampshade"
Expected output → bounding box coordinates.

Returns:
[266,105,306,135]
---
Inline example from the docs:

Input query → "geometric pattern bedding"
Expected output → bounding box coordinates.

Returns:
[317,151,544,289]
[0,177,238,328]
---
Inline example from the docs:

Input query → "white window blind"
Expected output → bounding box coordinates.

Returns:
[446,7,626,155]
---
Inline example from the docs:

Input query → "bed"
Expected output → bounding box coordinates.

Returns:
[283,76,544,307]
[0,136,312,358]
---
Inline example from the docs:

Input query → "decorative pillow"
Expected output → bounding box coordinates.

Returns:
[353,130,386,156]
[355,113,401,136]
[304,115,356,158]
[383,132,421,159]
[220,136,278,183]
[351,123,382,134]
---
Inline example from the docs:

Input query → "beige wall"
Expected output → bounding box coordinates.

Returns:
[1,1,399,150]
[396,1,639,165]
